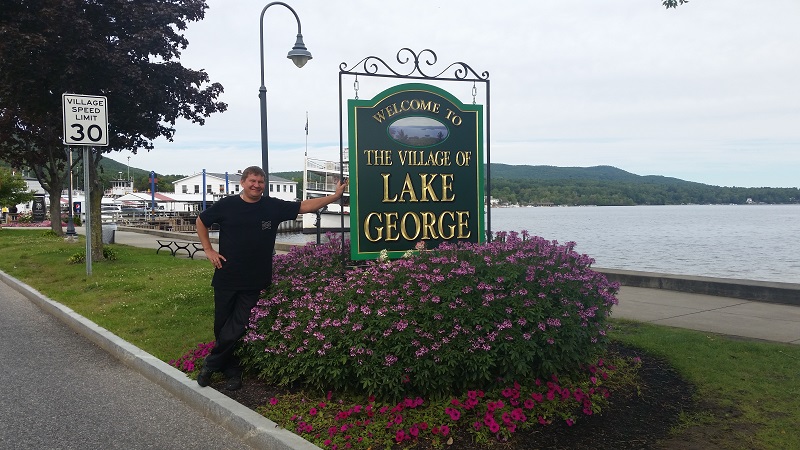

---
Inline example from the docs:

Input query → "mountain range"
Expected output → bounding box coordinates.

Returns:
[99,157,798,205]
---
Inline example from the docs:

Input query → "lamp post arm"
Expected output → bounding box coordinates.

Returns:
[259,2,304,88]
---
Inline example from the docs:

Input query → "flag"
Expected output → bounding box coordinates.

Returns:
[305,113,308,135]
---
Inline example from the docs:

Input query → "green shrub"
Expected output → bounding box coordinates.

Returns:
[41,230,60,238]
[62,213,81,226]
[240,232,619,401]
[68,246,118,263]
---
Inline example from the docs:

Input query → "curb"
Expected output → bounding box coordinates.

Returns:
[0,270,321,450]
[596,268,800,306]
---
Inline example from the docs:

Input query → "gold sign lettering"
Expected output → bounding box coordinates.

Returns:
[363,210,471,242]
[372,99,442,123]
[381,172,456,203]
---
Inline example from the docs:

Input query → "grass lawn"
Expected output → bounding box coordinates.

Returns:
[611,320,800,449]
[1,228,798,449]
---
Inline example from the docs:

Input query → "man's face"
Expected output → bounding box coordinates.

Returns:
[241,174,265,201]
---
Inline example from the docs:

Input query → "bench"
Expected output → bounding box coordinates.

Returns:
[156,240,206,259]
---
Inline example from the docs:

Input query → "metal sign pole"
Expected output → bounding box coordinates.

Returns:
[83,147,92,276]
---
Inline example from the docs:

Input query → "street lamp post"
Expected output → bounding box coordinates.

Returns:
[259,2,312,195]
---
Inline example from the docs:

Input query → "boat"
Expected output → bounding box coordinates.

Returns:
[302,154,350,234]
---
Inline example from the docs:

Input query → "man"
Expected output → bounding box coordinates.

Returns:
[195,166,346,390]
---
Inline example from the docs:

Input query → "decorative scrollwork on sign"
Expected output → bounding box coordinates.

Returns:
[340,48,489,81]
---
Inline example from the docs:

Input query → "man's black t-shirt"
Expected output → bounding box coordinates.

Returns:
[199,195,300,290]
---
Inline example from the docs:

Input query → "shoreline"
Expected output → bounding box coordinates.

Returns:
[118,226,800,306]
[4,226,799,306]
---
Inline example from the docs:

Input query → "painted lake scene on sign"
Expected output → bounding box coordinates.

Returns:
[388,117,449,147]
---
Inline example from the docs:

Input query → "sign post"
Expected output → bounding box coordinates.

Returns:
[62,93,109,276]
[83,147,92,276]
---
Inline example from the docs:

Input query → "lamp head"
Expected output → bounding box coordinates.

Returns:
[287,33,312,68]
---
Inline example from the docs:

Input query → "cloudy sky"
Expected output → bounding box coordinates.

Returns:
[125,0,799,188]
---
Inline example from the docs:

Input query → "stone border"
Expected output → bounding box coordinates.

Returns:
[597,268,800,306]
[0,270,320,450]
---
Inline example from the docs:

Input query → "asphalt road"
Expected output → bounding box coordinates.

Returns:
[0,281,252,450]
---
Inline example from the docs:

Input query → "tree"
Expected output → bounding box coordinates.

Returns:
[0,167,35,218]
[663,0,689,8]
[0,0,226,258]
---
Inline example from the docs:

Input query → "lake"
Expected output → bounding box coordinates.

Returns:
[489,204,800,284]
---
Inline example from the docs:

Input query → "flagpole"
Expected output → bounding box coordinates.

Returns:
[304,111,308,157]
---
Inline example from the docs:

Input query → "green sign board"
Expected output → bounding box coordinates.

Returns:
[348,83,484,260]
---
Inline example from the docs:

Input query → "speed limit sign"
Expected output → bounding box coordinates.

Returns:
[62,93,109,146]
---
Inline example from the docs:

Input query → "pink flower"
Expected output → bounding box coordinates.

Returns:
[269,397,278,405]
[440,425,450,436]
[309,407,318,416]
[538,416,548,425]
[445,407,461,421]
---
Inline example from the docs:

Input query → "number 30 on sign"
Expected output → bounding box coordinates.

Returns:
[62,93,109,146]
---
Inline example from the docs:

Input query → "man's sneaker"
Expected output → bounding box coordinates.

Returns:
[197,367,213,387]
[225,373,243,391]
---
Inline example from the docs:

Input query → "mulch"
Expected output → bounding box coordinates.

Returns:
[210,343,703,449]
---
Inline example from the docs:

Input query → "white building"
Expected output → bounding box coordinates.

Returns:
[172,171,298,202]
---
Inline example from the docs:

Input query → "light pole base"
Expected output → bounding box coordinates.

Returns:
[66,217,77,237]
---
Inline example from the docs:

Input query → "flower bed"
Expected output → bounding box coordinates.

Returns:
[240,232,619,401]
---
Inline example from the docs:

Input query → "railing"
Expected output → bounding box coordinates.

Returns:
[126,218,303,234]
[306,158,349,174]
[305,181,351,192]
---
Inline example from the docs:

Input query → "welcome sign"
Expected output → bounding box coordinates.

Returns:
[348,83,484,260]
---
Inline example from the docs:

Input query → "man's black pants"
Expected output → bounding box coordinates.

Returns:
[203,288,261,376]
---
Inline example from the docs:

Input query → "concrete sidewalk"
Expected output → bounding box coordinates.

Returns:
[614,286,800,344]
